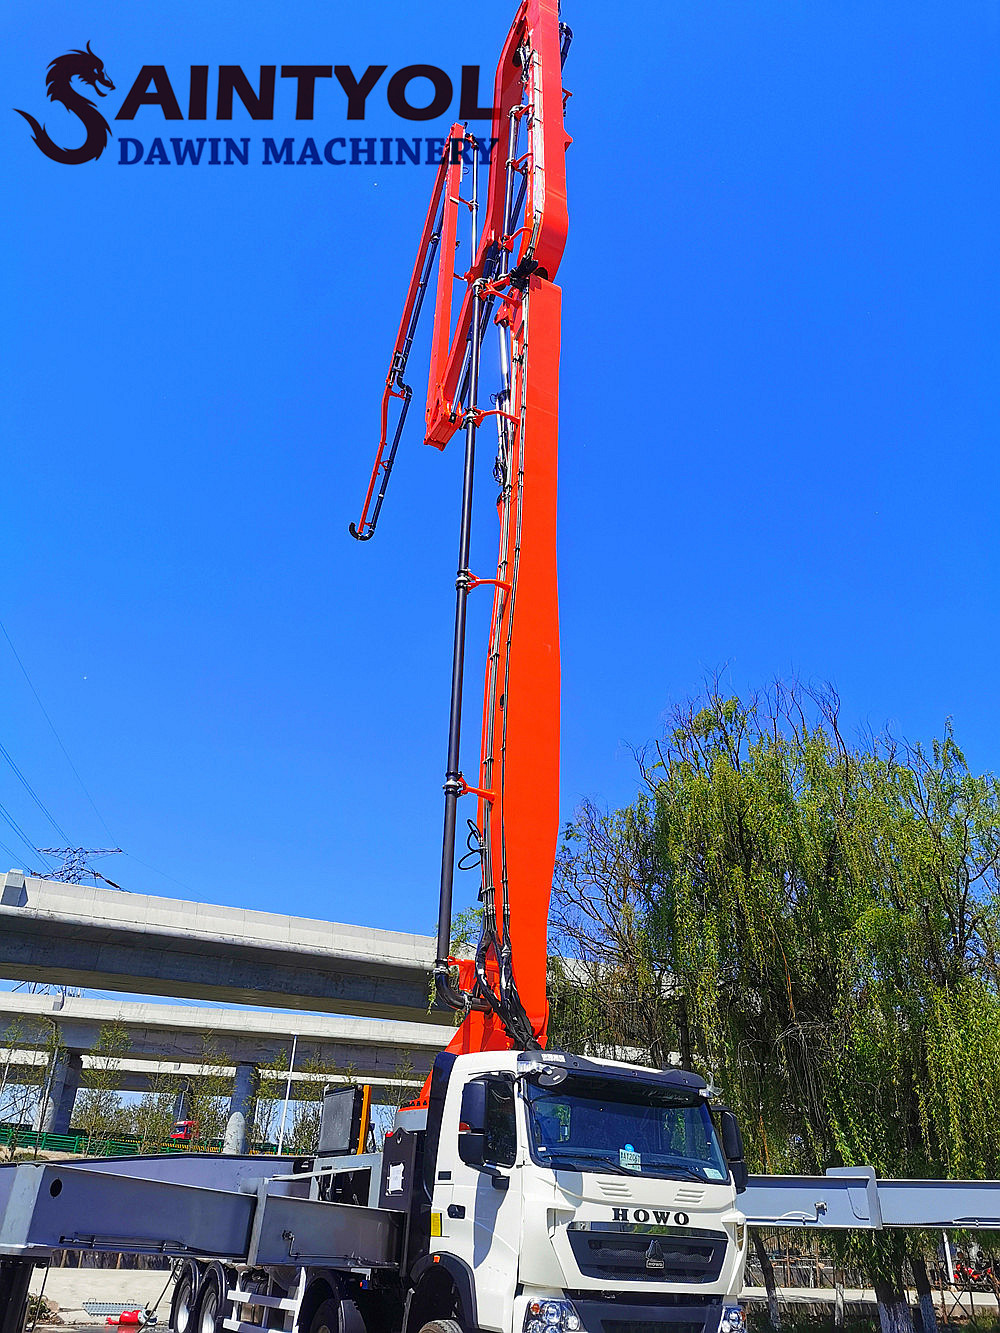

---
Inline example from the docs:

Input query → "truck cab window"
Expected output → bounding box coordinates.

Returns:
[525,1075,728,1181]
[484,1078,517,1167]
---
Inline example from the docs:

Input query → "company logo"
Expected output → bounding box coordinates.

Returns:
[15,53,496,168]
[611,1208,692,1226]
[645,1239,666,1270]
[15,43,115,164]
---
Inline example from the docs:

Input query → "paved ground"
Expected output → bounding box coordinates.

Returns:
[29,1268,173,1326]
[31,1271,1000,1326]
[742,1285,1000,1314]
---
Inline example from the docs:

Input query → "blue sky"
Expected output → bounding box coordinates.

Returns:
[3,0,998,938]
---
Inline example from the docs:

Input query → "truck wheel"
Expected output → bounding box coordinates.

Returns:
[307,1297,369,1333]
[170,1263,198,1333]
[193,1266,233,1333]
[308,1299,341,1333]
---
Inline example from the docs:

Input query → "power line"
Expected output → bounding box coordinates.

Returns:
[118,851,198,897]
[0,740,71,843]
[0,804,42,862]
[0,618,116,843]
[0,836,25,866]
[0,620,199,898]
[12,980,83,999]
[0,801,51,872]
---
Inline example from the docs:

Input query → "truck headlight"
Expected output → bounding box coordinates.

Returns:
[524,1299,583,1333]
[719,1305,745,1333]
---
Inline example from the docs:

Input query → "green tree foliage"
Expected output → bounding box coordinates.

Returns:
[371,1057,418,1148]
[76,1022,131,1147]
[550,804,679,1068]
[130,1066,183,1152]
[552,681,1000,1324]
[281,1052,355,1156]
[186,1034,233,1144]
[256,1049,292,1148]
[451,906,483,955]
[0,1018,59,1157]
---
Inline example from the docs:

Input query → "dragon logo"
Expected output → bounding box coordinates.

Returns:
[15,43,115,164]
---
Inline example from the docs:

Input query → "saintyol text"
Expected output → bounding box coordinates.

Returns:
[116,65,494,122]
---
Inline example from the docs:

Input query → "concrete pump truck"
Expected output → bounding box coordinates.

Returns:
[346,0,751,1328]
[0,3,750,1332]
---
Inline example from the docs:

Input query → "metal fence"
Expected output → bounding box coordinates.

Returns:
[0,1122,277,1157]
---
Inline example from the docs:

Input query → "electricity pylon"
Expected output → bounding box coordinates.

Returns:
[36,846,122,887]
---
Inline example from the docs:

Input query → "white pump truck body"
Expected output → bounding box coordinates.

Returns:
[388,1049,747,1333]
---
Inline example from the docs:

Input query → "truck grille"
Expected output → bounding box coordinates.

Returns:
[603,1324,705,1333]
[567,1228,727,1284]
[569,1296,721,1333]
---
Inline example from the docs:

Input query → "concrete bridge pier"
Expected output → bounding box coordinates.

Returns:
[222,1062,259,1155]
[36,1048,83,1135]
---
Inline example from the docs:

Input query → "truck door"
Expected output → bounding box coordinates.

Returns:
[440,1075,522,1331]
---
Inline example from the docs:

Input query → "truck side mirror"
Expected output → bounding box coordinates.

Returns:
[719,1109,744,1162]
[718,1108,748,1194]
[458,1080,487,1168]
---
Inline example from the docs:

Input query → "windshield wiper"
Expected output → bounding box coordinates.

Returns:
[540,1150,714,1182]
[542,1151,632,1175]
[652,1165,710,1183]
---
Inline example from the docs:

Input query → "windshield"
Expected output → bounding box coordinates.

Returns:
[524,1075,729,1182]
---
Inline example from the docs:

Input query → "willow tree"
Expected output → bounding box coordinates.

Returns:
[552,682,1000,1333]
[550,798,678,1063]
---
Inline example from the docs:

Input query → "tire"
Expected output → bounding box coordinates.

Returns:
[170,1263,198,1333]
[192,1267,233,1333]
[416,1323,464,1333]
[308,1299,342,1333]
[307,1295,368,1333]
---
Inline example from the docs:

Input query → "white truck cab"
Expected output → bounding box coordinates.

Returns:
[0,1050,748,1333]
[389,1050,749,1333]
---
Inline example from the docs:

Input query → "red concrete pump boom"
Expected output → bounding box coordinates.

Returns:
[352,0,571,1073]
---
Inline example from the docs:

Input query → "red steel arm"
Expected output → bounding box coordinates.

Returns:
[353,0,571,1079]
[425,0,569,449]
[350,124,465,542]
[445,268,563,1062]
[442,0,568,1063]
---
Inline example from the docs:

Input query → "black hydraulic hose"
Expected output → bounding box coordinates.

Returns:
[559,23,574,67]
[435,143,482,1011]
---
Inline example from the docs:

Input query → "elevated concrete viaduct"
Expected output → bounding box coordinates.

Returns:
[0,993,446,1145]
[0,871,444,1022]
[0,993,444,1081]
[0,1051,421,1096]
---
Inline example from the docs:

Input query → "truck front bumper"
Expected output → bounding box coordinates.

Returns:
[568,1298,742,1333]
